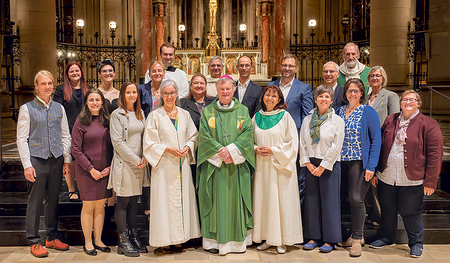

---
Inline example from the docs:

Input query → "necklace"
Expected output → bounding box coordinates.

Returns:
[165,107,177,119]
[215,109,235,144]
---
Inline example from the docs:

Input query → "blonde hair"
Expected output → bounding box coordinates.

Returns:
[34,70,55,85]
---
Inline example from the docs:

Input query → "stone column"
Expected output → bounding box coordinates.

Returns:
[260,1,273,65]
[16,0,57,104]
[370,0,411,91]
[141,0,153,75]
[222,0,232,48]
[273,0,285,77]
[428,1,450,85]
[153,0,167,60]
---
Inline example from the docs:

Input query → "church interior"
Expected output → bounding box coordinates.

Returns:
[0,0,450,252]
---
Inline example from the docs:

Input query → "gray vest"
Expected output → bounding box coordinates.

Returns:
[26,98,64,159]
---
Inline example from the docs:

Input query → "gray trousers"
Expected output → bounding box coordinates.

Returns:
[26,156,63,244]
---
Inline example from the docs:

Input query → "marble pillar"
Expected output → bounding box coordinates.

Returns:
[141,0,153,75]
[273,0,285,76]
[222,0,232,48]
[428,1,450,85]
[260,1,272,66]
[16,0,56,103]
[370,0,411,91]
[153,0,167,60]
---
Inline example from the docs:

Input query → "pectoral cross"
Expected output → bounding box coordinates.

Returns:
[222,132,230,143]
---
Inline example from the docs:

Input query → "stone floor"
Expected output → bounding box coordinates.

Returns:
[0,244,450,263]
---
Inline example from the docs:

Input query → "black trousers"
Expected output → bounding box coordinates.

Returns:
[304,159,342,243]
[341,160,370,240]
[26,156,64,244]
[378,180,424,248]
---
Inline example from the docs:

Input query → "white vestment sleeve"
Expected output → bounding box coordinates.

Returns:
[227,143,245,165]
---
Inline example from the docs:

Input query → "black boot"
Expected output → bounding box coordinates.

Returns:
[129,228,148,253]
[117,232,140,257]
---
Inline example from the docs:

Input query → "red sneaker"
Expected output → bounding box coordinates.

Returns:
[46,239,69,251]
[30,244,49,258]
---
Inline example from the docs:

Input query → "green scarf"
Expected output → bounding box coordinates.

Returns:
[309,108,332,144]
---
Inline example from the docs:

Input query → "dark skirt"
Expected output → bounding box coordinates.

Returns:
[75,165,112,201]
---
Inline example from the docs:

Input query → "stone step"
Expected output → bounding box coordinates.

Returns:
[0,216,149,246]
[342,214,450,245]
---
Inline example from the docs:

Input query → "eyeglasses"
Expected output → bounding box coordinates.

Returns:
[101,69,114,74]
[369,74,383,79]
[281,64,296,69]
[323,70,336,74]
[401,98,418,103]
[162,92,177,97]
[346,89,361,94]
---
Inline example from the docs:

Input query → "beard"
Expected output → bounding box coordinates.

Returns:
[346,59,357,68]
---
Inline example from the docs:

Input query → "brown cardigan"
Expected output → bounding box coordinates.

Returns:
[376,112,443,189]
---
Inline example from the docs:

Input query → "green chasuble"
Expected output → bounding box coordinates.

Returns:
[197,98,255,244]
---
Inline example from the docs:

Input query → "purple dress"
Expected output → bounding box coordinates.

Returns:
[72,116,113,201]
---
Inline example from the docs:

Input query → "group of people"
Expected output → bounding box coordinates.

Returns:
[17,42,443,259]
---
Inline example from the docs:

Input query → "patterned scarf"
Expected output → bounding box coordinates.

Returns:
[395,109,420,145]
[309,108,332,144]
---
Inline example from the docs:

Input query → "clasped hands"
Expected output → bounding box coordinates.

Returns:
[90,166,111,180]
[218,147,233,164]
[254,146,272,157]
[165,146,190,158]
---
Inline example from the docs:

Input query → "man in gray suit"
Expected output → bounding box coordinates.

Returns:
[323,61,346,110]
[234,55,263,118]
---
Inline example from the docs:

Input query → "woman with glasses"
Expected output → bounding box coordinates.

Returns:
[97,59,119,114]
[366,66,400,126]
[54,62,93,201]
[369,90,443,258]
[143,80,200,254]
[335,78,381,257]
[97,59,120,220]
[365,66,400,226]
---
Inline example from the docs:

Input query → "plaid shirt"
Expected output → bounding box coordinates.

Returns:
[377,142,423,186]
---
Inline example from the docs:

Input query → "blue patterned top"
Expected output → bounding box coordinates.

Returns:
[337,105,365,161]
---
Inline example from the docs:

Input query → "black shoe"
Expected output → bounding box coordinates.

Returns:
[117,232,140,257]
[93,243,111,253]
[83,245,97,256]
[205,248,219,254]
[129,229,148,253]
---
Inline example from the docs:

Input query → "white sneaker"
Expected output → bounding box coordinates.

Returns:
[257,243,271,251]
[277,245,286,254]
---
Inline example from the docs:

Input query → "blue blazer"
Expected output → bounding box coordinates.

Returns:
[137,81,153,118]
[268,78,314,137]
[332,84,346,110]
[234,80,263,119]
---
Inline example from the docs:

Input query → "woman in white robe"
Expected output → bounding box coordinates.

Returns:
[143,80,200,253]
[252,85,303,254]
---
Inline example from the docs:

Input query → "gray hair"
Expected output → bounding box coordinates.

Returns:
[323,61,339,71]
[314,84,334,102]
[343,42,360,56]
[208,56,224,66]
[155,79,180,108]
[368,65,388,88]
[215,77,235,93]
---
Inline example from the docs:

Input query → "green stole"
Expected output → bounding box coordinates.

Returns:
[197,98,255,244]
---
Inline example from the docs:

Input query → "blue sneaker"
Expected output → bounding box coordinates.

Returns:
[369,238,394,249]
[410,245,423,258]
[319,243,334,253]
[303,241,318,250]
